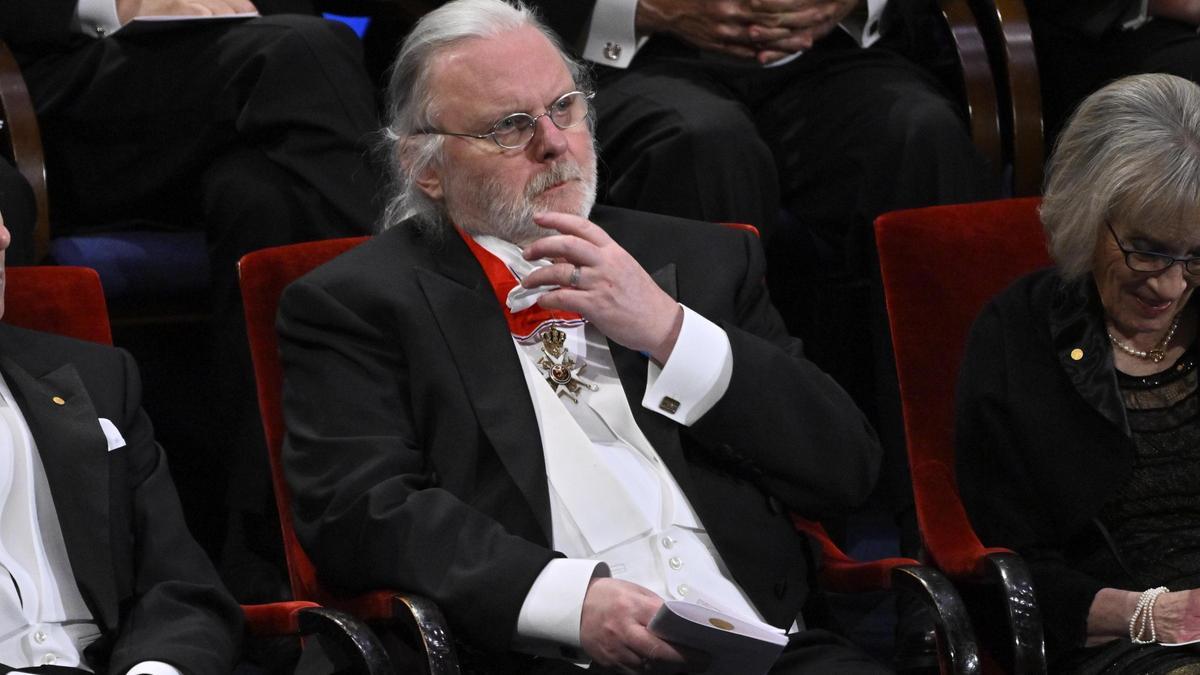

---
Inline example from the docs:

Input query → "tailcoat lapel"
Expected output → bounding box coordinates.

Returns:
[415,234,553,543]
[0,353,118,630]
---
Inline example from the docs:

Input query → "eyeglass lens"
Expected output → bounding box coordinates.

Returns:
[491,92,589,148]
[1125,250,1200,275]
[1109,222,1200,274]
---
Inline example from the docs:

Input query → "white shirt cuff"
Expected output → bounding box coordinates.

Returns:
[841,0,887,47]
[642,305,732,425]
[1123,0,1151,30]
[74,0,123,37]
[126,661,183,675]
[515,559,610,654]
[581,0,642,68]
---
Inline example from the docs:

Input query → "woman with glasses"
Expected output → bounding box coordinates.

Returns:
[957,73,1200,673]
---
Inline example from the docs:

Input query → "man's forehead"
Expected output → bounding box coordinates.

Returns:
[427,26,573,114]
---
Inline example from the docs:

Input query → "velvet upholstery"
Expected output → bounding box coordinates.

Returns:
[239,236,369,605]
[3,266,112,344]
[48,231,210,307]
[874,197,1049,576]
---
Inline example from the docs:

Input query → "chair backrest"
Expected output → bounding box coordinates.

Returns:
[239,236,369,603]
[875,197,1049,574]
[940,0,1003,173]
[3,266,112,345]
[967,0,1044,196]
[0,40,50,262]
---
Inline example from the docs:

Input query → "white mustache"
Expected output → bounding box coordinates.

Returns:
[526,163,584,198]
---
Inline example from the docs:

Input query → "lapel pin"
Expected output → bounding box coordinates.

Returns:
[51,396,66,406]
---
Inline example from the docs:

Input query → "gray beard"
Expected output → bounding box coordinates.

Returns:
[449,158,597,245]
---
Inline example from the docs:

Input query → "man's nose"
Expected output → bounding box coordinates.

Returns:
[528,115,568,162]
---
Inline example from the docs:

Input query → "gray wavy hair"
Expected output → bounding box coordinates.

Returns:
[378,0,592,233]
[1041,73,1200,280]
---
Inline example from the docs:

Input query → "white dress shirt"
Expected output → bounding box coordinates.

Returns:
[468,235,791,659]
[73,0,122,37]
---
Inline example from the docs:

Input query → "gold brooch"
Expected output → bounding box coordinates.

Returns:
[537,327,597,404]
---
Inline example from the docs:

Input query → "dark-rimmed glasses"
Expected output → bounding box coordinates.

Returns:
[420,90,594,150]
[1106,221,1200,275]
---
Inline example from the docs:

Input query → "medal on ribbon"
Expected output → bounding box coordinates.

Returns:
[537,326,598,403]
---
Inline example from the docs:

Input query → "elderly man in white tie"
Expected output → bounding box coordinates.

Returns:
[278,1,883,672]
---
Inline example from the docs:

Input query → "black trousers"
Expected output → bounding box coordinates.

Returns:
[592,33,996,271]
[1032,15,1200,150]
[20,13,381,282]
[447,628,892,675]
[17,14,382,600]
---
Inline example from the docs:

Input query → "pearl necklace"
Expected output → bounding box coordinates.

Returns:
[1106,313,1182,364]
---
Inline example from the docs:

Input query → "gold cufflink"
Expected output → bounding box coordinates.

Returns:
[659,397,680,414]
[51,396,66,406]
[1070,348,1084,361]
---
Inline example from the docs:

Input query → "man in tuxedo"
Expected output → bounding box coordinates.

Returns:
[0,0,383,598]
[1026,0,1200,149]
[0,212,242,672]
[528,0,994,265]
[280,1,884,671]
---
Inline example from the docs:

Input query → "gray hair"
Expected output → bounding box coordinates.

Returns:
[378,0,592,233]
[1041,73,1200,280]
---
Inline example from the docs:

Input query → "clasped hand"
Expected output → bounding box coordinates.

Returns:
[636,0,861,64]
[117,0,256,24]
[522,213,684,365]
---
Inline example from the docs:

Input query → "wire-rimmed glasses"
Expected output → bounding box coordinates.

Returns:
[421,90,594,149]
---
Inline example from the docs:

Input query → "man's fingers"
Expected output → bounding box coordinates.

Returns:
[521,262,582,291]
[522,233,602,270]
[532,211,612,246]
[757,30,820,57]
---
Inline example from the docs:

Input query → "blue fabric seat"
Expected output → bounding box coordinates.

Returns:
[48,231,210,310]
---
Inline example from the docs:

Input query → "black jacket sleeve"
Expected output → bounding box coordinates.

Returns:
[101,349,243,675]
[955,299,1106,657]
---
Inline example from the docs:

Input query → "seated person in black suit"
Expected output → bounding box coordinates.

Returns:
[529,0,995,269]
[1027,0,1200,149]
[279,1,886,672]
[0,0,385,598]
[0,209,241,673]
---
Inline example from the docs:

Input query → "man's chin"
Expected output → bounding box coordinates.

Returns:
[533,185,593,219]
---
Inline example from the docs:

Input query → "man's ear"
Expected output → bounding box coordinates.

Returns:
[400,138,444,201]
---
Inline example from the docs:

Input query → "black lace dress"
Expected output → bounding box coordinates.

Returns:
[1067,344,1200,673]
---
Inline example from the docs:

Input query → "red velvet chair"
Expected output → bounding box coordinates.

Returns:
[242,233,983,673]
[875,197,1051,673]
[1,265,391,672]
[239,236,459,674]
[720,221,982,672]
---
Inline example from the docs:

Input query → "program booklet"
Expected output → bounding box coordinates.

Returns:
[648,600,788,675]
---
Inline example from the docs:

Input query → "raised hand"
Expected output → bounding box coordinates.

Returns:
[521,212,684,365]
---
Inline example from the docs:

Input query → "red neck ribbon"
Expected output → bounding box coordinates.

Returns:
[458,229,583,341]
